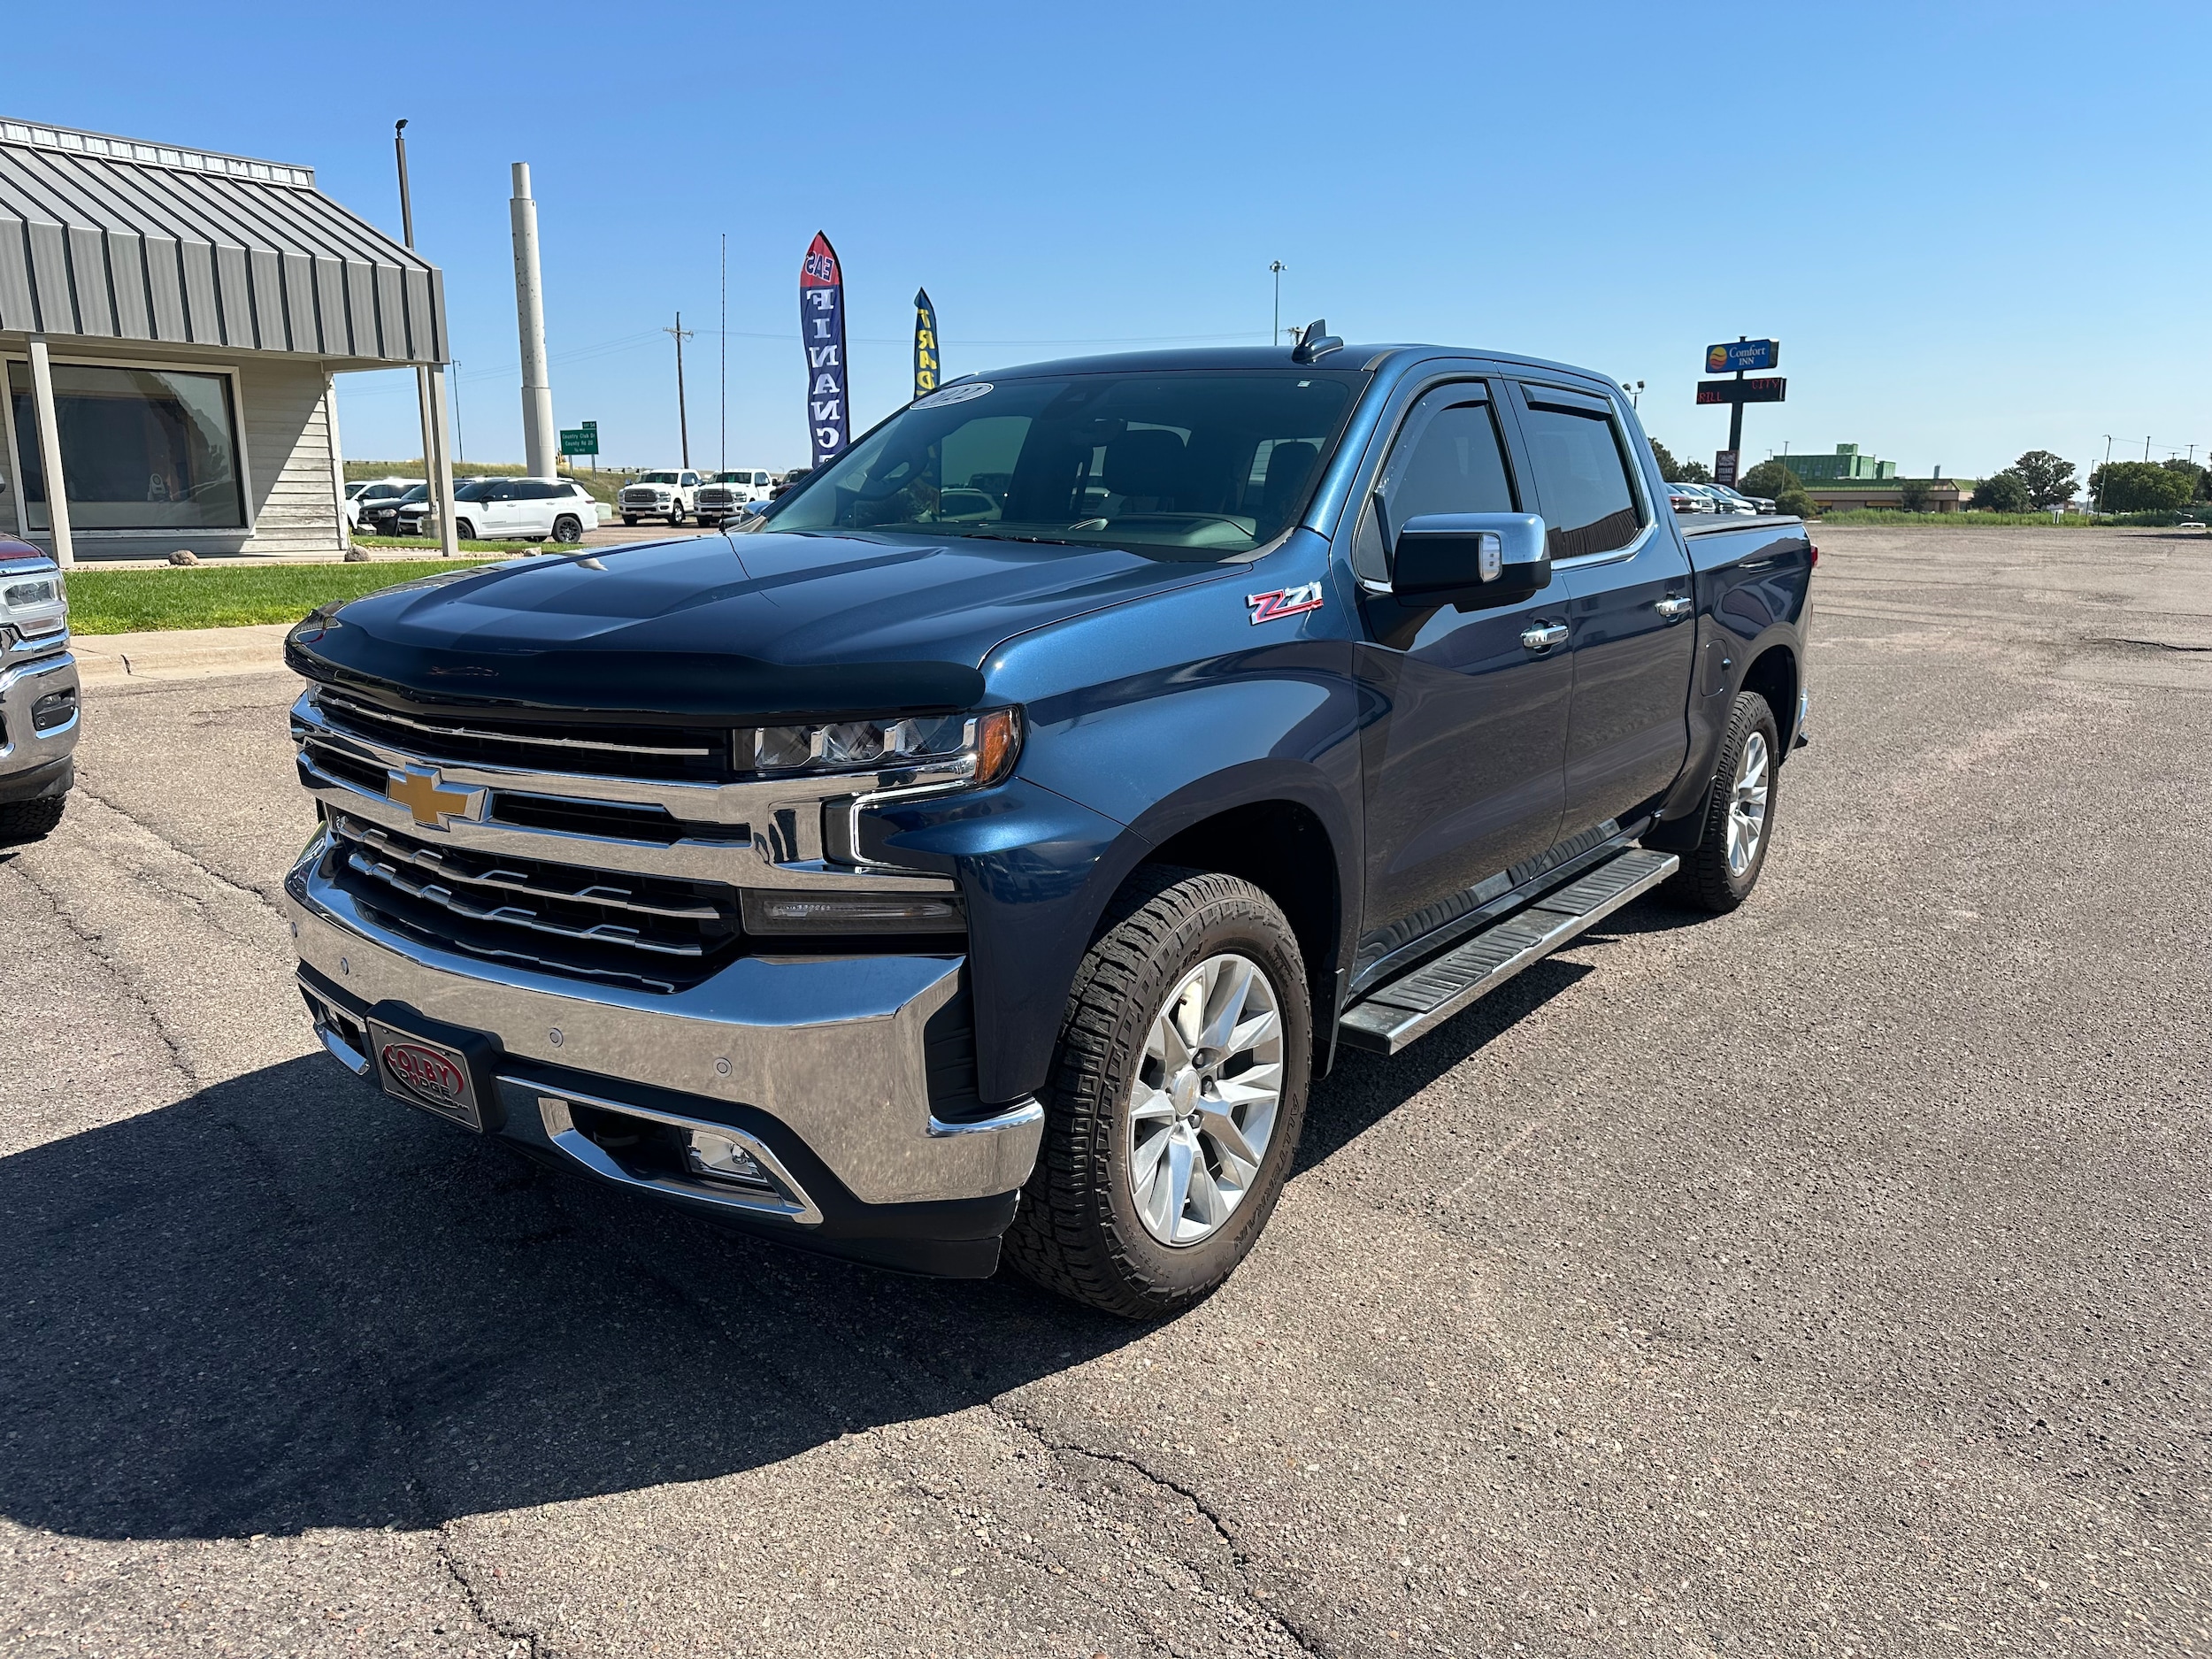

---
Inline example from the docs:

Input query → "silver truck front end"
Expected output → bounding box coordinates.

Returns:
[279,684,1042,1258]
[0,553,78,803]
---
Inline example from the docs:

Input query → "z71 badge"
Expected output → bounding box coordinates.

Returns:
[1246,580,1325,625]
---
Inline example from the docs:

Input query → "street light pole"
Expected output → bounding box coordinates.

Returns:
[395,119,456,557]
[1269,261,1286,345]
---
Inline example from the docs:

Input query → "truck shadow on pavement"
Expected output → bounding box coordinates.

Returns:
[1,943,1609,1543]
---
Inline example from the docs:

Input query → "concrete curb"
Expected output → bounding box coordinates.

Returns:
[73,623,296,685]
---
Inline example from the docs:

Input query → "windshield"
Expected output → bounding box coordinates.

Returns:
[710,472,750,483]
[762,370,1361,557]
[636,472,679,485]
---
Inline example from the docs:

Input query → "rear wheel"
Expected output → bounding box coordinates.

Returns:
[1004,866,1310,1319]
[1667,690,1780,913]
[552,514,582,542]
[0,795,65,844]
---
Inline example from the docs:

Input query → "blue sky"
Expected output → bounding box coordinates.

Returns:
[13,0,2209,481]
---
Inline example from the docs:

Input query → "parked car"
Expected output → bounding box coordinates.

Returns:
[357,483,428,536]
[347,477,422,532]
[1659,480,1715,513]
[696,468,779,526]
[281,340,1814,1317]
[0,539,76,843]
[768,465,811,500]
[618,470,703,526]
[1702,483,1765,516]
[394,478,602,543]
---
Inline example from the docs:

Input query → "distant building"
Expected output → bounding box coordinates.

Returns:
[1801,479,1976,514]
[0,116,448,564]
[1786,443,1898,482]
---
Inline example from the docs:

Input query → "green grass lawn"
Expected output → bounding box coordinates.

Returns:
[65,559,501,634]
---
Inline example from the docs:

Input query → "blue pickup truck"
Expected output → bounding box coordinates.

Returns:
[281,330,1813,1317]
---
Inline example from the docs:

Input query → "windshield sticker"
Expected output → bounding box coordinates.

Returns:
[911,381,994,410]
[1247,581,1325,625]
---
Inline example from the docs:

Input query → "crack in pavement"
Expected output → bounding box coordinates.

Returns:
[431,1533,543,1659]
[72,774,288,912]
[987,1400,1329,1657]
[4,858,199,1092]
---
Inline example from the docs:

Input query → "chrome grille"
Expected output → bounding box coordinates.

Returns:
[326,811,742,991]
[314,687,731,783]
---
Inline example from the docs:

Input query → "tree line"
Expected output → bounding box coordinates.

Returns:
[1650,441,2209,516]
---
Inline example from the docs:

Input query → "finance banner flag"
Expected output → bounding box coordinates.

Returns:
[912,288,940,402]
[799,232,849,471]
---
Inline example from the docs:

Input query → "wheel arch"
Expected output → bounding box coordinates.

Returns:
[1740,641,1800,754]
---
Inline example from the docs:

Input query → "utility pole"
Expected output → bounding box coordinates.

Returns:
[1270,260,1286,345]
[395,119,457,557]
[665,311,695,468]
[2145,435,2153,461]
[2096,434,2112,513]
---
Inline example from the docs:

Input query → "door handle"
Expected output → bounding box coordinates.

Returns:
[1655,595,1694,620]
[1519,622,1570,652]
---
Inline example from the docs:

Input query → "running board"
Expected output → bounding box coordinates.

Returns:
[1337,848,1679,1056]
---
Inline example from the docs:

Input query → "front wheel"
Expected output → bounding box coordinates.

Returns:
[666,505,686,527]
[622,514,639,526]
[1003,867,1310,1319]
[454,518,477,541]
[1667,690,1780,912]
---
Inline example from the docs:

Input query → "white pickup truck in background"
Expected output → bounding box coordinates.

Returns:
[618,469,703,526]
[695,468,778,526]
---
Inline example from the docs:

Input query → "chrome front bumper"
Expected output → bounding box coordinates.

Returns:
[280,832,1042,1210]
[0,649,79,779]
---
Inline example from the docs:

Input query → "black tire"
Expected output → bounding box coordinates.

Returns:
[1003,865,1310,1319]
[622,515,639,526]
[552,515,582,542]
[666,506,686,527]
[1667,690,1780,913]
[454,518,477,541]
[0,794,65,844]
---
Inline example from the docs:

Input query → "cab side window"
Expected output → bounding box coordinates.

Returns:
[680,472,699,488]
[1351,386,1516,583]
[1516,390,1644,560]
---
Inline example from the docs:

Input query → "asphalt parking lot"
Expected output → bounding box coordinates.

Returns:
[3,523,2207,1658]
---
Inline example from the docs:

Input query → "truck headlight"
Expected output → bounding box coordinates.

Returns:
[746,709,1021,785]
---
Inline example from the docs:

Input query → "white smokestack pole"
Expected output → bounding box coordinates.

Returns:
[510,162,557,479]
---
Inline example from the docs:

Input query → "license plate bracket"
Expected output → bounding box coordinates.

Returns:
[365,1018,488,1133]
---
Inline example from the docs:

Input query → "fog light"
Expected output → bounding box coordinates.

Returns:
[741,889,964,934]
[30,688,75,732]
[687,1128,774,1189]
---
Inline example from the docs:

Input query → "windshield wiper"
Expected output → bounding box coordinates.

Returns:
[947,530,1077,547]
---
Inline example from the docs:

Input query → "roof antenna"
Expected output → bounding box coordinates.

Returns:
[1290,319,1342,364]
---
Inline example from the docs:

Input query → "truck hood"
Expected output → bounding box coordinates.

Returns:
[287,528,1233,719]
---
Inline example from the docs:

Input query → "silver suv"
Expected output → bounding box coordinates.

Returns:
[0,539,76,842]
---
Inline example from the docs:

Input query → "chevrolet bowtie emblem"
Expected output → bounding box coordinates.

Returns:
[385,764,485,831]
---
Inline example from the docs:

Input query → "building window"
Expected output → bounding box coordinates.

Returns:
[8,361,246,530]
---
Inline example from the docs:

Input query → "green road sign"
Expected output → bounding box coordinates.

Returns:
[558,424,597,456]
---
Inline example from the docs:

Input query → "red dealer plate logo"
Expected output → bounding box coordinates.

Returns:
[366,1020,484,1131]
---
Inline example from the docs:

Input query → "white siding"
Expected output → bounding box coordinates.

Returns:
[234,356,342,555]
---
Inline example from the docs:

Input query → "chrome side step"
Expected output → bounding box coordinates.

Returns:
[1337,848,1678,1056]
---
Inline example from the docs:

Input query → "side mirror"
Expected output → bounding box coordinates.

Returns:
[1393,512,1550,603]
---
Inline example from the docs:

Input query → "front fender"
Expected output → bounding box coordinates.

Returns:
[873,532,1365,1102]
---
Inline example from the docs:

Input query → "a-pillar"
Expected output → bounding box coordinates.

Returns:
[24,336,73,568]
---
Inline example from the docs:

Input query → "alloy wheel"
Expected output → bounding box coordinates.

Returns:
[1726,729,1770,876]
[1126,953,1284,1248]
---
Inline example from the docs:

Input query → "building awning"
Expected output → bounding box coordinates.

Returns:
[0,118,443,368]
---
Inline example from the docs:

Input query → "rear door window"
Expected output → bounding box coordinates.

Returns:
[1514,387,1644,559]
[1351,383,1517,583]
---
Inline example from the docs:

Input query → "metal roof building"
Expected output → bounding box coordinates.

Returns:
[0,117,453,563]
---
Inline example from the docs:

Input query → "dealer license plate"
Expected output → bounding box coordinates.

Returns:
[365,1019,486,1133]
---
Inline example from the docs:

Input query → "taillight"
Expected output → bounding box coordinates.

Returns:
[1808,543,1820,567]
